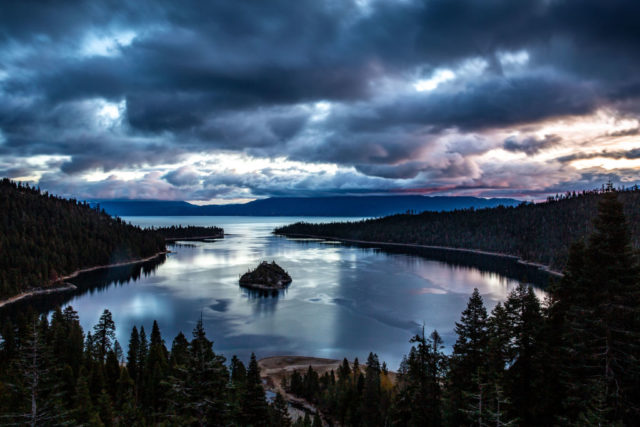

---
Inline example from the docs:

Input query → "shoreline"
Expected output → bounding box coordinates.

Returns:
[0,250,169,308]
[0,283,78,309]
[279,233,564,277]
[165,234,224,242]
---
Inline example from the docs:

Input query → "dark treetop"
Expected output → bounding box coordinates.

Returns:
[239,261,292,290]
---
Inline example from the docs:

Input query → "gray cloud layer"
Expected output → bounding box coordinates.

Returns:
[1,0,640,200]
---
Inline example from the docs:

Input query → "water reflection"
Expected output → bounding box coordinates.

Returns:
[0,255,166,319]
[1,216,553,369]
[242,289,283,315]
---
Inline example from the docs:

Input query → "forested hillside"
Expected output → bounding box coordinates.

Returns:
[276,187,640,270]
[0,179,165,300]
[152,225,223,240]
[2,191,638,425]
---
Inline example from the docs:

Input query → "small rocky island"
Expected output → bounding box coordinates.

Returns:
[239,261,292,290]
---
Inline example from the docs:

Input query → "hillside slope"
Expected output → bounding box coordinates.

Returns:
[0,179,165,299]
[275,189,640,270]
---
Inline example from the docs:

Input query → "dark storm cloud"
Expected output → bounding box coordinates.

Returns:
[558,148,640,164]
[504,134,562,156]
[2,0,640,198]
[162,166,201,187]
[327,73,598,133]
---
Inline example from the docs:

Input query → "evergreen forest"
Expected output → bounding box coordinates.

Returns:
[0,179,165,300]
[152,225,223,240]
[275,186,640,271]
[0,179,227,301]
[1,189,638,425]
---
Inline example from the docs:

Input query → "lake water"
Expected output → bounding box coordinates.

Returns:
[5,216,549,369]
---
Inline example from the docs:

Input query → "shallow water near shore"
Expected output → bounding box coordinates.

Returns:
[3,216,550,369]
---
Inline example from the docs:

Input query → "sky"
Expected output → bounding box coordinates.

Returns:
[1,0,640,203]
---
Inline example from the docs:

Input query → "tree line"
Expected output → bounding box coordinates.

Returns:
[0,179,165,300]
[152,225,223,240]
[275,186,640,271]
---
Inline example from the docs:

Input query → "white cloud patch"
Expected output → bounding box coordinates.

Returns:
[414,69,455,92]
[80,30,136,57]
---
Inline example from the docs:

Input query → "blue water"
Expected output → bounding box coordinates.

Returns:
[41,216,546,369]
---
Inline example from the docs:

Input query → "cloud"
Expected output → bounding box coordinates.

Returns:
[606,127,639,137]
[162,166,201,187]
[558,148,640,163]
[1,0,640,200]
[503,134,562,155]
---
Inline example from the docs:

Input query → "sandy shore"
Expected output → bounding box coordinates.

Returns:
[259,356,343,385]
[0,250,168,308]
[280,233,564,277]
[258,356,344,422]
[259,355,396,424]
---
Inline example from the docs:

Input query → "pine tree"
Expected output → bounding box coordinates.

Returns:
[126,326,140,384]
[150,320,168,361]
[3,317,68,426]
[138,326,148,378]
[167,318,229,425]
[271,391,292,427]
[243,352,269,426]
[229,354,248,420]
[446,288,488,425]
[337,358,351,383]
[231,354,247,385]
[144,321,168,417]
[62,306,84,376]
[485,302,518,425]
[503,284,543,426]
[362,352,382,426]
[169,331,189,368]
[93,309,116,362]
[393,329,446,426]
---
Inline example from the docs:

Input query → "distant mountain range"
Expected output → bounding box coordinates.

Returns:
[90,196,520,217]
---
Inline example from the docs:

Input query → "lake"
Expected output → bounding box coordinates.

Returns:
[4,216,550,369]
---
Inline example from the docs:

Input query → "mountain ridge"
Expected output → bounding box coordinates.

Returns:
[90,195,520,217]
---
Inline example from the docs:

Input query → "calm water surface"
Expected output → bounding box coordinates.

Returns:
[39,216,547,369]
